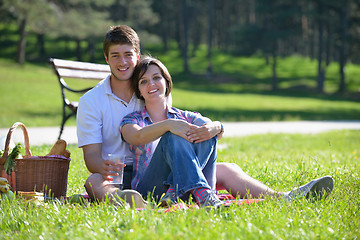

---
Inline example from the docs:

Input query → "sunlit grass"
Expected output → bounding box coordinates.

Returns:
[0,130,359,239]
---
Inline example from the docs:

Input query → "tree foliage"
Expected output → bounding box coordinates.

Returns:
[0,0,359,93]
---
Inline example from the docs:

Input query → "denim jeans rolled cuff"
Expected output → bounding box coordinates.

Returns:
[135,132,218,199]
[167,183,211,197]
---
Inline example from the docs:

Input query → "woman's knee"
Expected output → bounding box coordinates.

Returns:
[162,132,216,147]
[160,132,191,150]
[162,131,185,142]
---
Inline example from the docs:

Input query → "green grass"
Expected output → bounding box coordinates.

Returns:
[172,88,360,121]
[1,130,359,239]
[0,58,97,127]
[0,55,359,128]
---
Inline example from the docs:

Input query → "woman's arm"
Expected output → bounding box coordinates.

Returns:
[121,119,194,145]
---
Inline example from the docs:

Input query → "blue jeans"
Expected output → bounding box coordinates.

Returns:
[135,132,217,200]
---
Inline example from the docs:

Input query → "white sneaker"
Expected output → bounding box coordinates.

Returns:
[283,175,334,202]
[159,191,177,207]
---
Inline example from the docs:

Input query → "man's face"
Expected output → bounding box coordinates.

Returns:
[105,44,139,82]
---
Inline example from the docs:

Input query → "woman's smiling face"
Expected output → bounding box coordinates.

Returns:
[138,64,167,102]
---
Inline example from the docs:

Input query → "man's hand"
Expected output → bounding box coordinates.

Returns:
[102,159,125,181]
[82,143,124,181]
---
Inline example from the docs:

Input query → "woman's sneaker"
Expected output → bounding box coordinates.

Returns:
[283,175,334,202]
[159,191,177,207]
[198,191,225,209]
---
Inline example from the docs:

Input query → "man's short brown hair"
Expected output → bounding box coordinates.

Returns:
[103,25,140,58]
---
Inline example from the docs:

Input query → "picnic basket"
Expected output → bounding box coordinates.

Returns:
[0,122,71,198]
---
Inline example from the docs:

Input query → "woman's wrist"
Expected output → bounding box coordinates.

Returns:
[218,122,224,135]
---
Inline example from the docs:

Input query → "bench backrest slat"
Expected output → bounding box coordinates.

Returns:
[56,68,110,80]
[50,57,111,139]
[52,58,110,72]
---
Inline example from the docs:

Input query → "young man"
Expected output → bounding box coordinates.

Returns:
[77,25,146,207]
[77,25,334,208]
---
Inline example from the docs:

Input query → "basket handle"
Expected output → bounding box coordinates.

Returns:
[0,122,32,165]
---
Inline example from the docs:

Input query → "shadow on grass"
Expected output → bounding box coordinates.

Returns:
[172,72,360,102]
[176,106,360,122]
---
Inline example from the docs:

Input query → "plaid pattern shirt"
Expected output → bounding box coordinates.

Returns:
[120,106,208,189]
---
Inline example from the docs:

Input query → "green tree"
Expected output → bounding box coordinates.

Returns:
[256,0,302,91]
[1,0,60,64]
[152,0,176,53]
[51,0,114,61]
[109,0,160,51]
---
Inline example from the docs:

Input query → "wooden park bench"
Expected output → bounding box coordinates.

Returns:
[49,58,110,139]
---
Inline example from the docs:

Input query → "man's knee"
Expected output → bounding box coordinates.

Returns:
[84,173,103,197]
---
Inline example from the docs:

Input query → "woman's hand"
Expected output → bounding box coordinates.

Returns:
[168,119,195,141]
[186,121,223,143]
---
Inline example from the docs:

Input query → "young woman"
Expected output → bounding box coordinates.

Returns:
[120,56,225,208]
[120,56,334,208]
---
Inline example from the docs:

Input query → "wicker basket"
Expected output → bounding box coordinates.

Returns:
[0,122,70,198]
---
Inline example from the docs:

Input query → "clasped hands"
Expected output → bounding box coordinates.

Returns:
[169,119,220,144]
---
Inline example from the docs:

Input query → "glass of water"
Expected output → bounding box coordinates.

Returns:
[107,153,124,185]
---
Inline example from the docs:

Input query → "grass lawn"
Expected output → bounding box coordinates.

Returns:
[0,130,359,239]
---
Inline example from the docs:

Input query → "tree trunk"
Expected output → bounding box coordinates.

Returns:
[265,55,269,65]
[338,0,348,93]
[316,4,325,93]
[221,0,230,51]
[325,21,331,66]
[161,1,169,53]
[181,0,190,73]
[271,52,278,91]
[249,0,256,24]
[36,33,46,60]
[88,40,96,63]
[207,0,214,60]
[76,39,82,61]
[17,18,27,64]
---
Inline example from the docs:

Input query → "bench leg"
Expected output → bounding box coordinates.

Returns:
[58,121,65,140]
[58,111,76,140]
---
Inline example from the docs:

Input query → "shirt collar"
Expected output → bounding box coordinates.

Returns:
[167,106,178,117]
[104,75,137,105]
[104,75,112,95]
[140,107,150,121]
[141,106,180,123]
